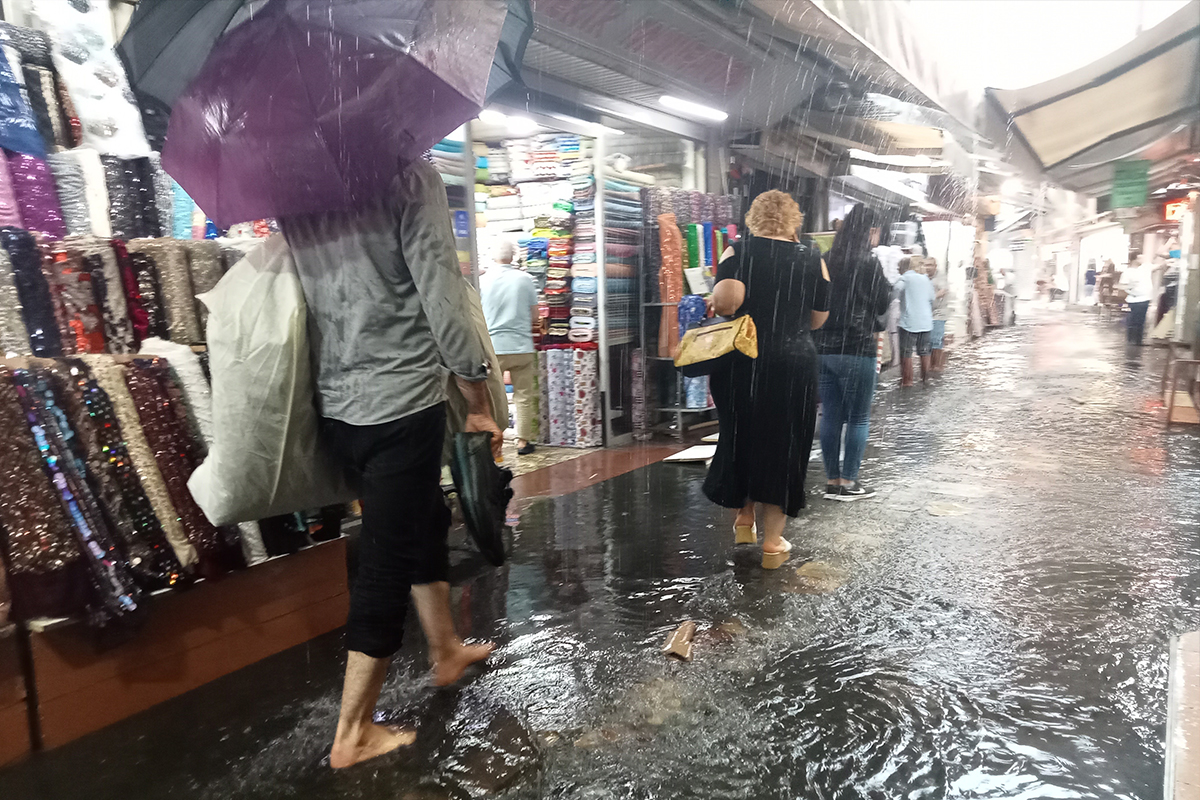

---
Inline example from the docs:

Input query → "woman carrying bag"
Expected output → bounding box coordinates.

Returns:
[813,204,890,501]
[701,190,830,569]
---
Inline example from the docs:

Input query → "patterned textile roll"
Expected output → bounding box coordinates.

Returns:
[128,248,168,341]
[108,238,148,345]
[12,368,141,625]
[65,236,133,353]
[137,336,213,450]
[0,149,22,228]
[47,360,183,590]
[47,243,105,353]
[71,147,110,237]
[54,71,82,149]
[7,151,66,238]
[183,239,223,332]
[657,214,684,358]
[101,155,161,240]
[0,23,53,69]
[147,153,173,237]
[46,151,91,236]
[572,347,601,446]
[124,358,243,579]
[546,348,576,446]
[127,238,200,344]
[171,179,196,240]
[0,225,60,356]
[684,375,709,409]
[20,64,58,151]
[81,355,197,570]
[538,350,550,445]
[0,367,85,620]
[0,248,26,354]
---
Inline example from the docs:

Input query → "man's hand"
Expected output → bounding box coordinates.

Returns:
[456,376,504,461]
[465,412,503,461]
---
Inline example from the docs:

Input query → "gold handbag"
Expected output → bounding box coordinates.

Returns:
[674,315,758,377]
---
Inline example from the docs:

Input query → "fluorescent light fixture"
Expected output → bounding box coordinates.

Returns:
[478,108,507,125]
[506,116,539,134]
[659,95,727,122]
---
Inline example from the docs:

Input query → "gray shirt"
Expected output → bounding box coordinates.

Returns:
[281,159,488,426]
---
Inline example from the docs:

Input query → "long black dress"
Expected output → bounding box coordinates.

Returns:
[703,237,830,517]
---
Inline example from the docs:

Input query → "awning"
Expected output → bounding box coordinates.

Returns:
[986,1,1199,181]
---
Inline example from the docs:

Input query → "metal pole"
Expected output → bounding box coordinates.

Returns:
[462,120,480,289]
[594,133,612,444]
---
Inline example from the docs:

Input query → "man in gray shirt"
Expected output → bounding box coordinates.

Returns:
[281,157,500,769]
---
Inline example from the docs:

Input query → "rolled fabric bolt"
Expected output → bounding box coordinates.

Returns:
[662,620,697,661]
[72,147,111,237]
[7,152,66,238]
[46,152,91,236]
[0,150,23,228]
[147,153,173,236]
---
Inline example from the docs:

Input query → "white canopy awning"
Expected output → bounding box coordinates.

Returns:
[987,1,1199,175]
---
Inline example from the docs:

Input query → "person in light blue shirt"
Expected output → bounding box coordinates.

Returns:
[893,258,936,386]
[479,240,540,453]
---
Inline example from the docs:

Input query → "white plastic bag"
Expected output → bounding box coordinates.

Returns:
[188,234,353,525]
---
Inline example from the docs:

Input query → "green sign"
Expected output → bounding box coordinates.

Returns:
[1112,160,1150,209]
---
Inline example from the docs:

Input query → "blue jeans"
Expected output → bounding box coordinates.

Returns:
[819,355,878,482]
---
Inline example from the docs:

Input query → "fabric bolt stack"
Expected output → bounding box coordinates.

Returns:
[430,138,465,185]
[572,347,601,446]
[603,178,643,345]
[542,347,575,446]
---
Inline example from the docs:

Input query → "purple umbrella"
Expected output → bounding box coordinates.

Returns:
[161,0,507,227]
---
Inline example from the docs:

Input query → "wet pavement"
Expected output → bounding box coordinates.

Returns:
[4,306,1200,799]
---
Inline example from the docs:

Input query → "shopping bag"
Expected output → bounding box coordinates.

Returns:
[673,315,758,377]
[188,234,353,525]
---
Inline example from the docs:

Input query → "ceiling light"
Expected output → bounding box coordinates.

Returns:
[659,95,728,122]
[478,108,507,124]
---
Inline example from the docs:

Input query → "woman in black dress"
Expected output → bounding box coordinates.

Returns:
[703,190,830,568]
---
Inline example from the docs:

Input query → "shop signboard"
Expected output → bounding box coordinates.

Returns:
[1111,160,1149,209]
[453,210,470,239]
[1166,200,1188,222]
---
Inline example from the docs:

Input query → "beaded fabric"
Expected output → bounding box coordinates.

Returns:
[11,368,141,626]
[0,367,85,620]
[124,358,243,578]
[126,238,199,344]
[79,355,197,570]
[50,359,183,590]
[0,248,28,354]
[65,236,133,353]
[1,226,62,356]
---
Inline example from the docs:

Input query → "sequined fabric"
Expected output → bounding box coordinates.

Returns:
[0,248,27,354]
[80,355,197,569]
[0,149,24,228]
[47,244,105,353]
[7,152,66,238]
[0,23,53,69]
[73,147,110,237]
[1,226,61,356]
[0,367,85,620]
[109,238,147,344]
[183,240,223,332]
[49,360,182,590]
[54,72,83,149]
[46,151,91,236]
[127,238,199,344]
[101,156,161,239]
[124,358,242,578]
[12,368,140,625]
[127,248,169,341]
[147,153,173,236]
[65,236,132,353]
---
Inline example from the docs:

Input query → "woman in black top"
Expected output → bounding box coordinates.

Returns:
[703,190,830,569]
[813,204,889,501]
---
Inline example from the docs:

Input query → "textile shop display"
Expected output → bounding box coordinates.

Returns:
[46,241,105,353]
[126,238,200,344]
[0,249,28,354]
[46,150,90,236]
[67,235,134,353]
[573,347,601,446]
[1,225,61,356]
[102,156,161,240]
[7,150,65,238]
[544,347,576,446]
[0,151,24,228]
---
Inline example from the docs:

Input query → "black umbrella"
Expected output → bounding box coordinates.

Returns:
[117,0,532,151]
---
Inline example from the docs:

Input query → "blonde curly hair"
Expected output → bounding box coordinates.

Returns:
[745,190,803,239]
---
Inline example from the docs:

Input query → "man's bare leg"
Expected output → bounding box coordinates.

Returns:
[411,581,495,686]
[330,651,416,769]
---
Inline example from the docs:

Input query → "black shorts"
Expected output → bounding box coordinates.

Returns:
[322,403,450,659]
[899,328,932,358]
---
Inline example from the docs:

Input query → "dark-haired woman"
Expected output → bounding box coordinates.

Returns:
[814,204,890,501]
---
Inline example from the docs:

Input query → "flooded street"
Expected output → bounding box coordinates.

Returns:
[5,306,1200,799]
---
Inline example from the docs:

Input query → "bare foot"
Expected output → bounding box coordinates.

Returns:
[431,641,495,687]
[330,723,416,769]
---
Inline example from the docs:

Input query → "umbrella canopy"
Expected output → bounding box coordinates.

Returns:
[149,0,520,225]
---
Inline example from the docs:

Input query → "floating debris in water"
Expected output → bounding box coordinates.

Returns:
[662,621,697,661]
[927,502,969,517]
